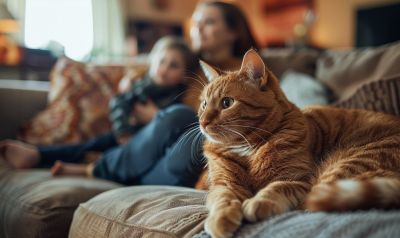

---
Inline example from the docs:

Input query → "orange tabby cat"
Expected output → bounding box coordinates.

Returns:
[198,49,400,238]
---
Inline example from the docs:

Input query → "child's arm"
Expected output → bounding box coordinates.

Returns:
[132,100,159,125]
[109,92,139,144]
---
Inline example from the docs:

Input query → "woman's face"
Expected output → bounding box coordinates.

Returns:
[190,4,236,53]
[150,48,186,87]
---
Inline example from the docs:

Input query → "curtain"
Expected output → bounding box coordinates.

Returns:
[91,0,126,62]
[5,0,126,61]
[5,0,25,43]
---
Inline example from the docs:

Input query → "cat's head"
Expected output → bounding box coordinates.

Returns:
[198,49,290,146]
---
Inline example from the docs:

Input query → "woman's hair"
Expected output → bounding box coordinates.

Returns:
[201,1,258,57]
[149,36,199,75]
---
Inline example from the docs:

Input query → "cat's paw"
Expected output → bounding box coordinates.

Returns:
[242,197,284,222]
[205,200,243,238]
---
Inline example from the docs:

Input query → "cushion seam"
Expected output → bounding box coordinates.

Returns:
[76,205,178,238]
[0,193,79,215]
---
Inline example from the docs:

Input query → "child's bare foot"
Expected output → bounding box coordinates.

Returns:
[0,140,40,169]
[51,161,88,176]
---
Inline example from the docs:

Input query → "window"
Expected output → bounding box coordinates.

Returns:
[24,0,93,60]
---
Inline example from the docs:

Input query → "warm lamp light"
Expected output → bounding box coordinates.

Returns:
[0,3,19,33]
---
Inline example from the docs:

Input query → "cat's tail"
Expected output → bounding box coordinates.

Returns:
[305,178,400,212]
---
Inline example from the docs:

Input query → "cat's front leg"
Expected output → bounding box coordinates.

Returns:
[205,185,249,238]
[242,180,310,222]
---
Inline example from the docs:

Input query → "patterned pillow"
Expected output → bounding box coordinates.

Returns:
[18,58,125,145]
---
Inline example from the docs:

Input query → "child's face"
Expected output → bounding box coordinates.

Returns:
[150,48,186,87]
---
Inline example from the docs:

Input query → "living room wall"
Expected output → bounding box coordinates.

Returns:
[122,0,398,49]
[311,0,398,48]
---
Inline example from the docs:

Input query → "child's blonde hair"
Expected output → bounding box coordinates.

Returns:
[148,36,198,76]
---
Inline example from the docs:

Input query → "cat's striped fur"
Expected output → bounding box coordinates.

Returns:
[198,49,400,238]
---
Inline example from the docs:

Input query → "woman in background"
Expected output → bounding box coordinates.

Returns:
[183,1,259,110]
[192,1,257,70]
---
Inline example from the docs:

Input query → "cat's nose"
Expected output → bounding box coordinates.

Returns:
[200,120,210,128]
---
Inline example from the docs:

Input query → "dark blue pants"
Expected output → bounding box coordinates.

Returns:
[38,104,204,186]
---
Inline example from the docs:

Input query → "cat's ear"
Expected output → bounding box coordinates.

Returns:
[200,60,220,82]
[240,49,267,90]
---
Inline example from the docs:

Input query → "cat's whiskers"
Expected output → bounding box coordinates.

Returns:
[175,124,199,150]
[193,130,207,165]
[184,74,207,88]
[175,87,204,101]
[186,82,206,92]
[200,126,223,144]
[175,123,206,166]
[215,125,230,141]
[222,122,273,136]
[222,126,254,156]
[223,124,267,143]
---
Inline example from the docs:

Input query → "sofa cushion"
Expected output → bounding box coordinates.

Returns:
[0,160,121,238]
[69,186,208,238]
[70,184,400,238]
[316,41,400,102]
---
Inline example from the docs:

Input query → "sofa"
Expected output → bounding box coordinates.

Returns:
[1,41,400,238]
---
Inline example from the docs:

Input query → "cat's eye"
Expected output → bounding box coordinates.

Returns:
[221,97,234,109]
[202,100,207,110]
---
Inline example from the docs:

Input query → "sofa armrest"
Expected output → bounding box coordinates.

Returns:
[0,79,49,140]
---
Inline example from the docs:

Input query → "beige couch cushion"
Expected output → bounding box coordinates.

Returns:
[316,41,400,101]
[69,186,208,238]
[0,160,121,238]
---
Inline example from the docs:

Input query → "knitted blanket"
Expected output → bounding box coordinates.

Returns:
[194,210,400,238]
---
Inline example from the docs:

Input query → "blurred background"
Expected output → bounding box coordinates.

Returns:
[1,0,399,80]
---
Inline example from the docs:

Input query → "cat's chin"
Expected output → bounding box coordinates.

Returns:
[200,128,223,144]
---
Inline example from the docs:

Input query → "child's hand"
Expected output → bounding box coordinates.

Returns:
[118,70,143,93]
[117,134,131,145]
[118,76,133,93]
[133,100,159,124]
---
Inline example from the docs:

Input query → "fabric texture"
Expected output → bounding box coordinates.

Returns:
[69,186,208,238]
[316,41,400,102]
[0,160,121,238]
[18,57,125,145]
[194,210,400,238]
[335,76,400,116]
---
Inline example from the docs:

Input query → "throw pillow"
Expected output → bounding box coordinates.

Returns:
[18,58,125,145]
[280,70,331,109]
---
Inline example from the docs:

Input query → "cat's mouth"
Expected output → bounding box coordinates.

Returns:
[199,126,223,144]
